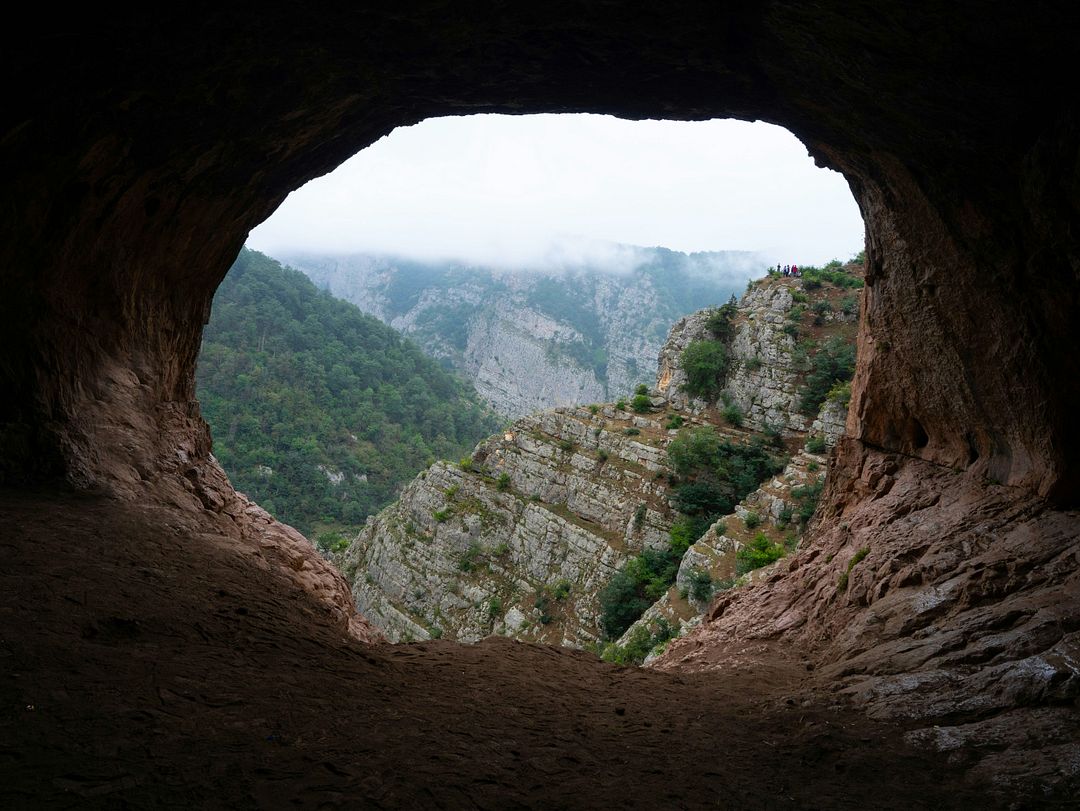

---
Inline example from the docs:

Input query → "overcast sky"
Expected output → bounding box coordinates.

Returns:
[248,114,864,269]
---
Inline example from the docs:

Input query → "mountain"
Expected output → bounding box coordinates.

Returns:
[338,261,863,659]
[196,248,501,538]
[273,246,760,418]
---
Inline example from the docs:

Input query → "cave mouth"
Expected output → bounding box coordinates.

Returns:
[201,112,864,543]
[3,6,1079,805]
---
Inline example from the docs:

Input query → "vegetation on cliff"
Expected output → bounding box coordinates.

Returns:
[197,248,500,536]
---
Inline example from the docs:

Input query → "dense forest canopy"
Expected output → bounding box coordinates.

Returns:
[197,248,501,537]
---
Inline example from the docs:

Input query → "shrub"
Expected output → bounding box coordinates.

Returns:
[705,299,739,343]
[588,403,600,414]
[553,579,572,601]
[631,393,652,413]
[459,457,474,472]
[744,511,761,529]
[601,619,675,666]
[433,508,453,523]
[488,597,503,617]
[534,590,553,624]
[840,295,858,316]
[669,514,710,556]
[807,460,820,472]
[788,303,806,322]
[812,300,832,315]
[791,478,824,525]
[762,423,785,449]
[623,427,640,436]
[672,481,732,518]
[827,380,852,408]
[458,542,482,571]
[687,567,715,602]
[777,505,794,526]
[597,449,609,463]
[806,434,827,454]
[791,291,809,303]
[615,398,628,411]
[315,531,350,554]
[745,356,763,372]
[558,439,576,453]
[664,414,684,430]
[799,335,856,417]
[635,384,649,396]
[782,322,800,339]
[633,502,647,530]
[493,542,510,557]
[496,472,511,491]
[445,484,459,499]
[736,532,785,575]
[722,403,744,427]
[681,340,729,399]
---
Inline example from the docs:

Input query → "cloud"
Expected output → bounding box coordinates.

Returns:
[248,114,864,268]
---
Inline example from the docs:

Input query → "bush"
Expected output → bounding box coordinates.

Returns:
[799,335,856,417]
[681,340,729,399]
[722,403,744,427]
[744,511,761,529]
[615,398,627,411]
[635,384,649,396]
[806,434,827,454]
[705,299,739,343]
[558,439,576,453]
[664,414,684,430]
[315,531,350,554]
[827,380,852,408]
[458,542,482,571]
[597,449,609,463]
[840,295,858,316]
[496,472,511,491]
[791,478,824,525]
[782,322,800,339]
[493,542,510,556]
[600,619,675,666]
[672,481,732,518]
[488,597,503,617]
[534,590,553,624]
[687,567,715,602]
[812,300,832,315]
[631,393,652,413]
[669,514,710,556]
[745,356,763,372]
[633,502,647,530]
[553,579,572,601]
[459,457,474,472]
[433,508,453,523]
[736,532,785,575]
[623,427,640,436]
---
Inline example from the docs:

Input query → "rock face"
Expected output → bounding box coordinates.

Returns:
[342,404,689,644]
[655,439,1080,799]
[3,6,1080,806]
[348,279,856,649]
[657,272,859,435]
[281,250,751,418]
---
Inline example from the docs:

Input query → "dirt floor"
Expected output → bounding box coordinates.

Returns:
[0,488,1019,809]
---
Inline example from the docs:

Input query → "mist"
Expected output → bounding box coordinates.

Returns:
[248,114,863,271]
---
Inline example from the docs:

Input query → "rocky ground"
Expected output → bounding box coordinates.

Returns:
[1,488,1014,809]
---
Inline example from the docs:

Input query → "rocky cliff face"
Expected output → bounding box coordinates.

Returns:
[279,250,751,418]
[658,270,859,437]
[342,403,687,644]
[344,274,857,649]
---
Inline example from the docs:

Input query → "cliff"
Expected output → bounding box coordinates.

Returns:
[278,249,751,418]
[343,270,857,650]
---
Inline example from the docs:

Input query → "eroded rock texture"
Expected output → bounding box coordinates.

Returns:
[2,4,1078,807]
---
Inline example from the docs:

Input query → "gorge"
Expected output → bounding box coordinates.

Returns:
[2,5,1078,808]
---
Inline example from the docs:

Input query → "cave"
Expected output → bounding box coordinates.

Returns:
[2,5,1077,807]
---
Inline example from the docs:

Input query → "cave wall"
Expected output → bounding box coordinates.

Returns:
[1,3,1077,504]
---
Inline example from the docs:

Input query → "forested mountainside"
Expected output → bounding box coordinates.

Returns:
[340,260,863,660]
[276,247,758,417]
[196,249,501,538]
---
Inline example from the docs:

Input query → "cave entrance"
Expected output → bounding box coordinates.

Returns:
[197,113,865,647]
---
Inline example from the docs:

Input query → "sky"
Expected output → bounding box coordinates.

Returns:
[248,114,864,270]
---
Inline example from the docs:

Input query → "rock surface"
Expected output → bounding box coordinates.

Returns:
[343,403,693,644]
[281,250,751,418]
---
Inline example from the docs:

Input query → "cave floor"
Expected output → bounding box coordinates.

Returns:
[1,489,1002,809]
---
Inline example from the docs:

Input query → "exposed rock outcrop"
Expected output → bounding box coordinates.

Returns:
[343,404,692,644]
[282,250,751,418]
[657,271,859,435]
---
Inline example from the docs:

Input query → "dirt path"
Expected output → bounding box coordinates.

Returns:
[0,490,1006,809]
